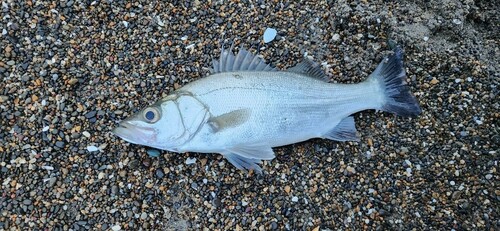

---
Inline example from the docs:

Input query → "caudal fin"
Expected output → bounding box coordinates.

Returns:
[369,47,422,117]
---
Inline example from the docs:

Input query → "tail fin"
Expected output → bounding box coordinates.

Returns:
[369,47,421,117]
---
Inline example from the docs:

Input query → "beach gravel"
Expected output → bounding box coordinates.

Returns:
[0,0,498,230]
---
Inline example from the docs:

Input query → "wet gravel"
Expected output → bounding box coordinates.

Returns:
[1,0,498,230]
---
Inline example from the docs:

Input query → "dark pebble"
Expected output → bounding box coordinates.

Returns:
[155,168,165,179]
[84,111,97,119]
[55,141,65,148]
[271,221,278,230]
[147,149,161,157]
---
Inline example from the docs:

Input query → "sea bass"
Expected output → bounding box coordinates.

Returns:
[112,45,421,172]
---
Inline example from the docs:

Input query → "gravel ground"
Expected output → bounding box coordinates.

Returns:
[1,0,498,230]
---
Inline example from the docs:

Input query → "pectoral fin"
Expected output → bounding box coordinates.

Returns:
[323,116,360,141]
[208,109,251,132]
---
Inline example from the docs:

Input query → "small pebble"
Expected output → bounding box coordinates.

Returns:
[155,168,165,179]
[332,33,340,41]
[87,146,99,152]
[82,131,91,138]
[430,78,439,85]
[55,141,65,148]
[84,111,97,119]
[185,157,196,165]
[263,28,277,43]
[146,149,161,157]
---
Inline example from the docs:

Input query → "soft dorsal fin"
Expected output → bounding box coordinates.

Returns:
[286,58,329,82]
[211,46,277,73]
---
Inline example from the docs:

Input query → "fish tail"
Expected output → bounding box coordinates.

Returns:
[368,47,422,117]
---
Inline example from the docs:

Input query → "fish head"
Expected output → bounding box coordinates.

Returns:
[112,98,188,151]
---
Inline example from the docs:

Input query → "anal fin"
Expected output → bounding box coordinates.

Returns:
[323,116,360,141]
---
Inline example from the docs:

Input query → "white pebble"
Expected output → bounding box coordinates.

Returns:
[406,168,412,176]
[98,172,105,180]
[42,126,50,132]
[202,178,208,184]
[332,33,340,41]
[122,21,129,28]
[241,200,248,206]
[185,157,196,165]
[82,131,91,138]
[87,145,99,152]
[263,28,277,43]
[291,196,299,202]
[156,16,165,27]
[485,174,492,180]
[42,165,54,171]
[111,225,121,231]
[450,181,455,186]
[423,36,429,41]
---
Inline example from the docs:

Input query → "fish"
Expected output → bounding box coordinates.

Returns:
[112,45,421,173]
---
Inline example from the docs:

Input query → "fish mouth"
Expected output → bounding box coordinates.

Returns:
[112,121,156,145]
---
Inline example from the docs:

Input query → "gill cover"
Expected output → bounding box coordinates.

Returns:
[160,92,210,147]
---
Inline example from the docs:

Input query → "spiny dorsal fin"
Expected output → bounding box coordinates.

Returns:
[286,58,329,82]
[211,46,276,73]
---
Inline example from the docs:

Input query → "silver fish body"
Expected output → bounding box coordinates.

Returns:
[113,46,421,172]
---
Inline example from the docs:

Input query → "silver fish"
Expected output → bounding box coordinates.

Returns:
[113,45,421,172]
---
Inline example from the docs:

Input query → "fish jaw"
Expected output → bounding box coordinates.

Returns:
[112,121,157,146]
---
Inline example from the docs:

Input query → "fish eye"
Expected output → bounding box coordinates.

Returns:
[143,107,161,123]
